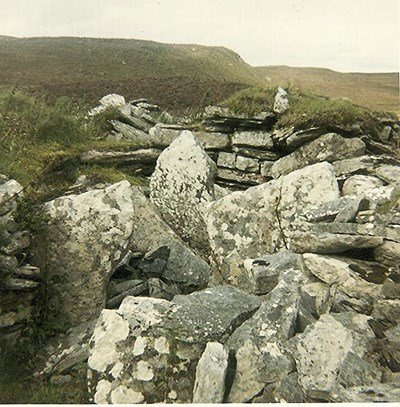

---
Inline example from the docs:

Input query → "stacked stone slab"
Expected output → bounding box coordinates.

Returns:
[83,94,400,192]
[0,175,41,352]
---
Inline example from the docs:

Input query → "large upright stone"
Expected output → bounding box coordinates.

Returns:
[150,131,217,250]
[206,162,339,288]
[33,181,135,327]
[273,87,290,114]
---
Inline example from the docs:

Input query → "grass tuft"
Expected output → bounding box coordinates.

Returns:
[221,86,275,116]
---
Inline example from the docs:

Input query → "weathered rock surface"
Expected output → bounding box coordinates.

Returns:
[88,287,261,404]
[166,286,261,343]
[0,178,23,215]
[232,131,273,148]
[0,176,41,353]
[225,269,303,402]
[272,133,366,178]
[192,342,229,403]
[150,131,217,250]
[80,148,162,176]
[206,162,339,288]
[343,174,394,206]
[289,312,381,401]
[374,240,400,267]
[273,87,290,114]
[32,181,136,327]
[302,253,381,303]
[243,251,301,294]
[129,186,210,290]
[149,124,231,150]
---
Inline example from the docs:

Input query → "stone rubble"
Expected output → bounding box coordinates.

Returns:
[2,90,400,403]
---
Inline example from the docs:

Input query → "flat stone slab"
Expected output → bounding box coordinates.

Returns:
[166,285,261,343]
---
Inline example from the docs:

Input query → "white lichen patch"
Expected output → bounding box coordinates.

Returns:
[149,130,217,244]
[132,336,148,356]
[110,361,124,379]
[110,385,145,404]
[94,379,112,404]
[168,390,178,400]
[261,342,283,358]
[134,360,154,381]
[88,310,129,373]
[154,336,170,354]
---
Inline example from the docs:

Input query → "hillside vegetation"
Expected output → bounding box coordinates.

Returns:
[255,65,399,116]
[0,36,259,113]
[0,36,398,115]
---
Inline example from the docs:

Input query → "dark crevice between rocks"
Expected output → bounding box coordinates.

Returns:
[223,350,237,403]
[274,183,289,251]
[336,247,376,261]
[248,386,267,403]
[226,306,262,341]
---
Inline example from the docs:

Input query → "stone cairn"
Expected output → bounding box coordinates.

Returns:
[1,91,400,403]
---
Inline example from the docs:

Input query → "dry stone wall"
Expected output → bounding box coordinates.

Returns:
[0,176,41,353]
[84,94,400,192]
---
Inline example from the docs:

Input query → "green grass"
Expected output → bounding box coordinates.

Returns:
[0,89,147,195]
[0,354,89,404]
[220,85,396,137]
[255,65,399,116]
[275,90,370,130]
[221,86,276,116]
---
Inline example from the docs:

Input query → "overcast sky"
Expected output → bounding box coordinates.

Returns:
[0,0,399,72]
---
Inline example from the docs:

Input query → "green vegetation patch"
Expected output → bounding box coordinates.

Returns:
[275,90,370,130]
[0,88,146,192]
[221,86,276,117]
[221,85,395,136]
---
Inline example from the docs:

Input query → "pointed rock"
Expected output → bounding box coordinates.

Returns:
[192,342,229,403]
[150,130,217,250]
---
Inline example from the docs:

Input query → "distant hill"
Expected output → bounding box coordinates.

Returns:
[255,65,399,116]
[0,36,260,112]
[0,36,398,115]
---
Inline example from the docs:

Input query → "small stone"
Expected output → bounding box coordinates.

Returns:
[0,312,17,328]
[232,131,274,148]
[217,152,236,169]
[374,241,400,267]
[273,87,290,114]
[236,156,260,173]
[192,342,229,403]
